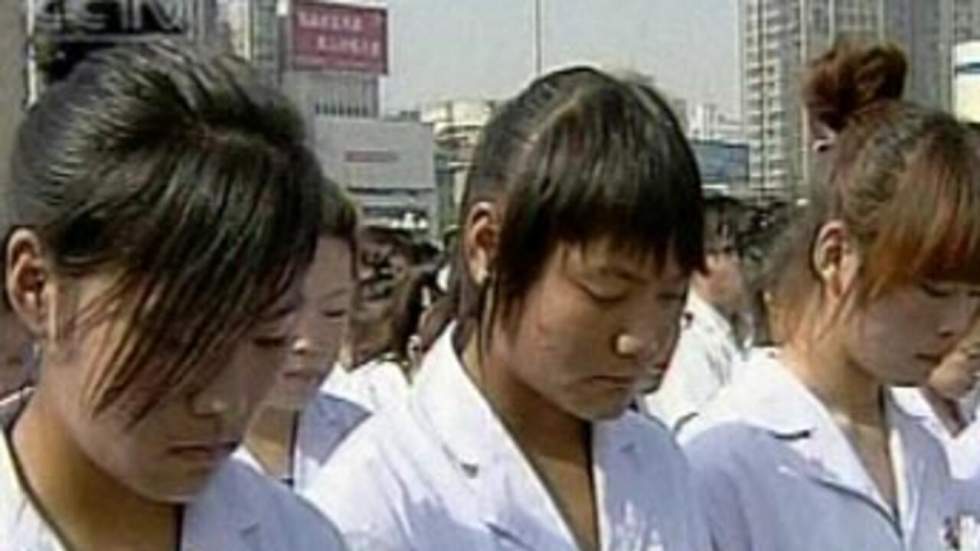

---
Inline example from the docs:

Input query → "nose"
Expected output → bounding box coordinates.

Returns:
[292,335,313,356]
[614,333,659,364]
[188,361,248,419]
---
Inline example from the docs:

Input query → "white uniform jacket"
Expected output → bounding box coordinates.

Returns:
[303,327,711,551]
[234,391,370,492]
[0,422,348,550]
[649,292,744,430]
[680,353,958,551]
[320,358,410,413]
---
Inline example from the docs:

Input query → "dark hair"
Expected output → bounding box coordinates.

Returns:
[780,39,980,336]
[435,67,705,346]
[3,39,325,420]
[702,195,744,253]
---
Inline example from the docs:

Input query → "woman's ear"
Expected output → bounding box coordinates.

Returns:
[811,220,859,302]
[5,229,53,339]
[462,202,500,286]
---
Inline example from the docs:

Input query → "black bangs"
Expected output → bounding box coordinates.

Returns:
[8,40,324,420]
[494,74,705,311]
[75,135,322,420]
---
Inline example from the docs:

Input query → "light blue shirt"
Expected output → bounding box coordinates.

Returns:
[1,416,347,550]
[681,352,959,551]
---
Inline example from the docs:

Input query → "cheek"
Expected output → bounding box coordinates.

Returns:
[508,291,615,386]
[242,349,289,403]
[857,294,933,346]
[528,288,609,349]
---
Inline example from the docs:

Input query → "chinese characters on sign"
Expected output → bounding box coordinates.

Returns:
[292,2,388,75]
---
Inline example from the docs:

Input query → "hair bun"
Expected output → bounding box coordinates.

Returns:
[804,39,908,132]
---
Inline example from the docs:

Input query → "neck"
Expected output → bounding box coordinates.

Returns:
[462,332,589,462]
[243,406,298,478]
[11,388,177,549]
[784,331,885,427]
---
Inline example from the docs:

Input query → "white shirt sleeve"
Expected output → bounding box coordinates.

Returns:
[651,329,729,429]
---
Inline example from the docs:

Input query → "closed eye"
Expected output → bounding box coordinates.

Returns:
[252,335,289,349]
[920,282,953,298]
[321,309,348,320]
[578,282,627,304]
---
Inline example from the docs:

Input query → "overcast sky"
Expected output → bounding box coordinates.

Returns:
[379,0,741,116]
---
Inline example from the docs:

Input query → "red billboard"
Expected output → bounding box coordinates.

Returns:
[291,2,388,75]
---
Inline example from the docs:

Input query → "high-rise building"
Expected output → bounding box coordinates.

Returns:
[687,102,745,143]
[741,0,980,199]
[217,0,280,85]
[953,0,980,44]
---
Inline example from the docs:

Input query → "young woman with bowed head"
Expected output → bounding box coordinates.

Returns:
[235,180,370,492]
[680,40,980,551]
[0,40,346,550]
[303,66,711,551]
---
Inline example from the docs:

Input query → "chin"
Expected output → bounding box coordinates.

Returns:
[575,400,632,422]
[888,373,930,387]
[127,474,210,505]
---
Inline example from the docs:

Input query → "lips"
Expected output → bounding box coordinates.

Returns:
[283,371,321,381]
[592,374,640,389]
[168,441,238,465]
[915,352,944,365]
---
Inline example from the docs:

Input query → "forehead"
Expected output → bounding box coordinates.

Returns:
[559,238,685,282]
[310,237,353,275]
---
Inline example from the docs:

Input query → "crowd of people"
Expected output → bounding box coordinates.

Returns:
[3,33,980,551]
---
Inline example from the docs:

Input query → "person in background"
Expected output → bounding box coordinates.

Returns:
[1,39,344,549]
[324,234,442,412]
[236,179,369,491]
[680,40,980,551]
[303,66,711,550]
[648,195,750,428]
[893,320,980,477]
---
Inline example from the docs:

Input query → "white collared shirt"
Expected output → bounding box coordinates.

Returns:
[303,326,711,551]
[320,358,410,413]
[648,291,745,430]
[679,352,958,551]
[892,387,980,480]
[234,392,370,492]
[1,417,347,550]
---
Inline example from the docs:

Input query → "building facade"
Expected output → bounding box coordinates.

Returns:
[313,117,438,237]
[741,0,980,199]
